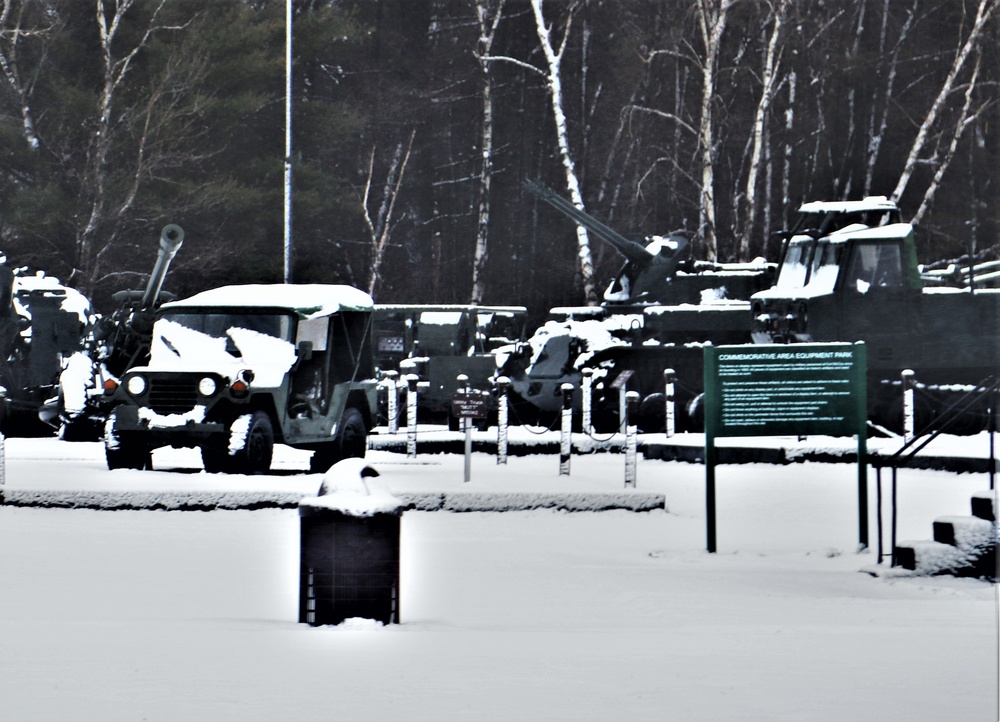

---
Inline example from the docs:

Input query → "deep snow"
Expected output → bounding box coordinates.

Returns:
[0,432,997,722]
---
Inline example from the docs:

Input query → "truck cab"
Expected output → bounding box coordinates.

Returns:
[751,214,1000,432]
[104,284,377,474]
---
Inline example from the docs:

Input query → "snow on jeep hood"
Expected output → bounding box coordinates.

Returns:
[148,318,297,387]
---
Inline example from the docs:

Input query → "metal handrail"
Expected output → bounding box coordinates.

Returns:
[873,376,998,566]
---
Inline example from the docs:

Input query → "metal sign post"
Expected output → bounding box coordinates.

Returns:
[704,343,868,553]
[611,370,634,434]
[452,379,490,483]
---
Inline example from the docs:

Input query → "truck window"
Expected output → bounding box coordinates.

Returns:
[776,242,811,289]
[845,242,903,293]
[805,243,842,293]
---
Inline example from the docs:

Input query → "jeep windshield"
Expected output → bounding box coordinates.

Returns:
[149,310,297,378]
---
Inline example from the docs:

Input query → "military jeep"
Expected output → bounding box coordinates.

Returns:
[103,284,377,474]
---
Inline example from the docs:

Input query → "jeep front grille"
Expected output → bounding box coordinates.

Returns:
[148,378,199,414]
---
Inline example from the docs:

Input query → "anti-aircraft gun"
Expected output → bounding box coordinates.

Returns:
[499,182,775,431]
[41,224,184,439]
[524,179,775,318]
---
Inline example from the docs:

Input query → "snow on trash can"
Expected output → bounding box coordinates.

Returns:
[298,459,404,626]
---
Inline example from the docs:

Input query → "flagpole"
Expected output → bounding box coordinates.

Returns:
[283,0,293,283]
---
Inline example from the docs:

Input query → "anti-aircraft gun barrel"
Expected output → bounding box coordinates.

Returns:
[523,179,652,266]
[140,224,184,310]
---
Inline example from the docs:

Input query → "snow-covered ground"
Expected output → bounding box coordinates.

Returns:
[0,433,997,721]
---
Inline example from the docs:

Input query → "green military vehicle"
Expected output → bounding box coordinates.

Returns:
[104,284,377,473]
[372,304,527,427]
[751,217,1000,433]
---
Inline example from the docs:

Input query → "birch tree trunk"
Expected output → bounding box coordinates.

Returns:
[470,0,505,305]
[694,0,734,262]
[890,0,997,205]
[363,130,415,296]
[740,0,787,259]
[863,0,917,195]
[912,51,984,226]
[530,0,597,304]
[0,0,56,151]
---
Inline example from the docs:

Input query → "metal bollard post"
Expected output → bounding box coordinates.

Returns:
[618,385,628,435]
[405,374,419,458]
[581,368,593,436]
[496,375,509,465]
[385,370,399,434]
[901,369,915,442]
[559,383,573,476]
[663,368,675,438]
[625,390,639,488]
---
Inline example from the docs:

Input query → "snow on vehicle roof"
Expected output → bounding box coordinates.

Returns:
[160,284,373,318]
[797,196,898,214]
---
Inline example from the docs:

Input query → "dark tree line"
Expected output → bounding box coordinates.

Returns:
[0,0,995,319]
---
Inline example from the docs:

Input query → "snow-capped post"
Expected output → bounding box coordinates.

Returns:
[384,370,399,434]
[496,375,509,465]
[405,374,419,458]
[625,391,639,488]
[663,368,676,438]
[458,374,472,483]
[901,369,915,442]
[559,382,573,476]
[581,367,593,435]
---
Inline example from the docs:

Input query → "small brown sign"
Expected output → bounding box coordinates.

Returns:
[452,390,489,419]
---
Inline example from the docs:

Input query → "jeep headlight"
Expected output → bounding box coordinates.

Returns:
[126,375,147,396]
[198,377,217,397]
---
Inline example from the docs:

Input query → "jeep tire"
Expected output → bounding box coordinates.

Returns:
[204,411,274,474]
[105,434,152,471]
[309,407,367,474]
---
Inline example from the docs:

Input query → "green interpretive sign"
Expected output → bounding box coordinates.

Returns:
[702,343,868,554]
[704,344,867,437]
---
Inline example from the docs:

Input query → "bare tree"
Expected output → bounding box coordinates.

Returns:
[483,0,597,303]
[890,0,997,206]
[0,0,59,151]
[694,0,735,262]
[362,130,416,296]
[912,51,989,226]
[740,0,787,259]
[72,0,190,296]
[470,0,505,305]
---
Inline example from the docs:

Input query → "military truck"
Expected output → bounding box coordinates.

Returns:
[372,304,528,427]
[751,220,999,433]
[103,284,377,473]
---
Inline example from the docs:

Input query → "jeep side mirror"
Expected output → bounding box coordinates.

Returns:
[297,340,313,361]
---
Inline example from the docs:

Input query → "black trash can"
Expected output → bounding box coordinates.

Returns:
[298,461,403,626]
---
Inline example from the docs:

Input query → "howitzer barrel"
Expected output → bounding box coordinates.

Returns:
[141,224,184,310]
[524,179,653,267]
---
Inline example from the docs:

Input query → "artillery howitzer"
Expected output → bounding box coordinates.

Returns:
[41,224,184,439]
